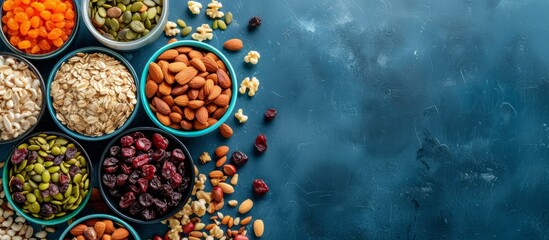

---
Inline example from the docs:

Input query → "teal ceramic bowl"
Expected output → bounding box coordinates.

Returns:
[46,47,140,141]
[59,214,141,240]
[0,0,79,60]
[140,40,238,137]
[2,131,93,226]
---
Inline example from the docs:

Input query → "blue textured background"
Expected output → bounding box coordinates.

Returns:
[2,0,549,239]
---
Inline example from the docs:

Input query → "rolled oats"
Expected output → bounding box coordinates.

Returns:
[50,53,136,137]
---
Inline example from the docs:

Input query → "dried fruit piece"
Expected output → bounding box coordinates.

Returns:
[248,16,262,31]
[211,186,223,202]
[231,151,248,167]
[254,134,267,153]
[264,108,277,120]
[253,179,270,195]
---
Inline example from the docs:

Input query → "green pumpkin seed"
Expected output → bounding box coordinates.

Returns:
[181,26,192,36]
[43,161,53,167]
[67,143,75,148]
[144,18,152,29]
[132,12,141,21]
[84,179,90,190]
[55,212,66,217]
[68,196,77,204]
[31,174,42,183]
[153,0,161,5]
[177,19,186,28]
[38,183,49,191]
[51,147,61,156]
[110,19,120,31]
[50,200,63,206]
[212,19,218,29]
[94,12,106,27]
[147,7,156,20]
[60,164,68,174]
[30,202,40,213]
[64,184,72,198]
[42,171,51,183]
[60,146,67,154]
[23,183,31,192]
[48,166,60,174]
[122,11,132,23]
[45,135,56,140]
[225,12,233,25]
[98,7,107,17]
[55,138,68,145]
[28,180,37,189]
[73,174,82,184]
[130,2,143,11]
[51,172,59,182]
[26,193,36,203]
[130,20,145,32]
[33,164,45,174]
[38,150,47,157]
[53,193,63,200]
[125,29,137,39]
[143,0,155,7]
[28,145,40,151]
[18,143,28,149]
[36,137,47,145]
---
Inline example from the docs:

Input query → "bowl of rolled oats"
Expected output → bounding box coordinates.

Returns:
[0,52,45,144]
[46,47,140,141]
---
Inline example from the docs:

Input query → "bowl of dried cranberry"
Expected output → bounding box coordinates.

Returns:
[98,127,195,224]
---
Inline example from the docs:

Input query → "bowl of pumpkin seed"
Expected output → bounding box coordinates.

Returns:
[82,0,168,50]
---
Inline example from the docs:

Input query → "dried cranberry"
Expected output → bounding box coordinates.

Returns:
[9,178,23,192]
[130,131,145,139]
[153,235,163,240]
[182,222,194,234]
[265,108,277,120]
[12,192,25,204]
[59,173,69,185]
[231,151,248,167]
[162,161,176,179]
[120,164,132,175]
[109,188,122,198]
[122,146,136,158]
[69,165,81,177]
[46,184,59,197]
[139,193,153,207]
[177,162,186,174]
[152,133,169,150]
[58,182,69,193]
[120,135,134,147]
[10,148,28,165]
[45,154,55,162]
[137,178,148,193]
[142,164,156,180]
[170,173,183,188]
[248,16,262,31]
[171,149,185,162]
[129,184,140,194]
[128,171,141,184]
[255,134,267,153]
[135,138,152,152]
[152,149,167,162]
[109,146,121,156]
[132,154,150,169]
[159,184,173,197]
[167,192,182,207]
[149,176,161,191]
[102,174,116,189]
[64,147,78,159]
[27,151,38,163]
[253,179,270,195]
[129,202,144,215]
[153,198,167,213]
[104,165,119,173]
[142,208,156,220]
[103,157,119,167]
[119,192,136,209]
[116,174,129,187]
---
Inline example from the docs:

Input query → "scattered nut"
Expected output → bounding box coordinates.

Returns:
[191,24,213,42]
[234,108,248,123]
[206,0,224,19]
[188,0,203,14]
[244,51,260,64]
[164,21,181,37]
[228,200,238,207]
[239,77,260,96]
[200,152,212,164]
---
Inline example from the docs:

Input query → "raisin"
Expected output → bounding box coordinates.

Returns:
[128,171,141,184]
[122,146,136,158]
[120,164,132,175]
[159,184,173,197]
[149,176,161,191]
[103,157,119,167]
[120,135,134,147]
[152,149,167,162]
[231,151,248,167]
[253,179,270,195]
[171,149,185,162]
[132,154,150,169]
[40,203,54,217]
[248,16,262,31]
[109,146,121,156]
[264,108,277,120]
[139,192,153,207]
[170,173,183,188]
[116,174,129,187]
[47,184,59,196]
[129,184,140,194]
[129,202,144,215]
[102,174,116,189]
[254,134,267,153]
[10,148,28,165]
[109,188,122,198]
[142,208,156,220]
[119,192,136,209]
[64,147,78,159]
[52,155,63,166]
[104,165,119,173]
[135,138,152,152]
[9,177,23,192]
[137,178,148,193]
[153,198,167,214]
[130,131,145,139]
[152,133,169,150]
[167,192,182,207]
[162,161,176,180]
[12,192,25,204]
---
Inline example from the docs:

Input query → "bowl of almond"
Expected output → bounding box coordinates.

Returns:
[59,213,140,240]
[140,40,237,137]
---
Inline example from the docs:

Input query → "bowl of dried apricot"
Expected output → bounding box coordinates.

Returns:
[59,214,141,240]
[0,0,79,59]
[140,40,238,137]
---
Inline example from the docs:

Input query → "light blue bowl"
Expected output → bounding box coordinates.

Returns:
[140,40,238,137]
[46,47,140,141]
[59,214,141,240]
[0,1,79,60]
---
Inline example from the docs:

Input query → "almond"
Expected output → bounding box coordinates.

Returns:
[219,123,233,138]
[174,95,189,107]
[207,86,222,101]
[149,103,157,112]
[206,52,220,61]
[217,60,227,71]
[253,220,264,237]
[218,182,235,194]
[111,228,130,240]
[148,62,163,83]
[165,72,175,84]
[102,235,112,240]
[94,221,106,238]
[217,69,232,89]
[171,84,188,96]
[215,145,229,157]
[207,73,218,83]
[188,50,203,59]
[198,71,209,78]
[223,38,243,51]
[240,216,252,225]
[170,123,182,129]
[70,224,87,236]
[190,58,207,72]
[176,46,193,54]
[153,97,171,115]
[213,106,228,119]
[145,80,158,99]
[158,82,172,96]
[207,103,217,113]
[169,62,187,73]
[201,57,218,72]
[189,77,206,89]
[175,66,198,85]
[238,199,253,214]
[188,89,199,100]
[172,105,183,115]
[209,170,224,178]
[102,220,115,234]
[156,112,171,126]
[215,156,226,167]
[180,120,193,130]
[213,94,230,107]
[175,54,189,65]
[207,118,218,126]
[183,107,195,120]
[169,112,182,122]
[203,79,214,96]
[194,119,209,130]
[196,106,208,124]
[188,100,204,109]
[157,49,179,61]
[162,95,174,106]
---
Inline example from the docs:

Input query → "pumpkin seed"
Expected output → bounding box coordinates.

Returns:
[130,2,143,12]
[225,12,233,24]
[218,19,227,30]
[212,19,218,29]
[181,26,192,36]
[177,19,186,28]
[98,7,107,17]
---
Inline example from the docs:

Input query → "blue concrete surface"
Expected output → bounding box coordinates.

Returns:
[1,0,549,239]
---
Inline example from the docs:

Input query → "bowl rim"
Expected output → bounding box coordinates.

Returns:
[0,52,46,145]
[97,126,196,224]
[2,131,94,226]
[0,0,80,59]
[140,40,238,137]
[59,213,141,240]
[46,46,141,141]
[81,0,169,49]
